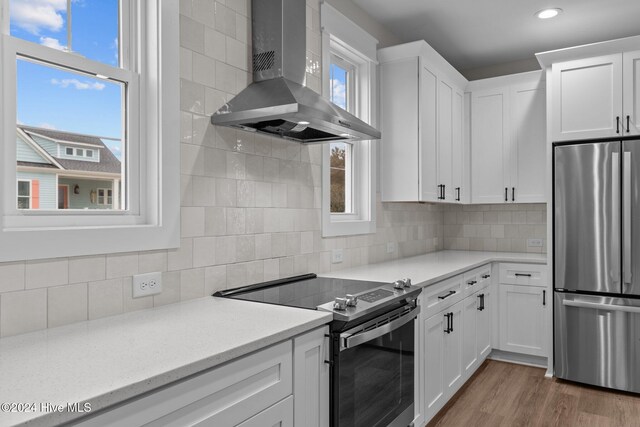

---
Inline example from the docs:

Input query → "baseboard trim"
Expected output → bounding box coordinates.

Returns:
[488,349,547,368]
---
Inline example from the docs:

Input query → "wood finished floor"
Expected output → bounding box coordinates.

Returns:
[427,360,640,427]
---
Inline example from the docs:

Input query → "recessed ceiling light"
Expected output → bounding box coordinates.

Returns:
[536,8,562,19]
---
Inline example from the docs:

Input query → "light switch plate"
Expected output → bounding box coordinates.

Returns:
[331,249,344,264]
[527,238,543,248]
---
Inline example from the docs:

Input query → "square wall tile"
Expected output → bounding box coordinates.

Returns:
[88,279,124,320]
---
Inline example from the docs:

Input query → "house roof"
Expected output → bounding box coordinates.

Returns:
[18,126,122,175]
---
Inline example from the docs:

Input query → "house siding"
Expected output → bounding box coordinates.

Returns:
[17,171,56,209]
[30,135,58,157]
[16,137,50,165]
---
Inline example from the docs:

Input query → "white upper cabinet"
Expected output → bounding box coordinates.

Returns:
[471,87,510,203]
[623,50,640,136]
[510,80,547,202]
[552,54,623,141]
[379,41,468,203]
[469,71,546,204]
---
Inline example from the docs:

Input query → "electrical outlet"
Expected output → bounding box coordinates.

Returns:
[331,249,344,264]
[132,272,162,298]
[527,238,543,248]
[386,242,397,254]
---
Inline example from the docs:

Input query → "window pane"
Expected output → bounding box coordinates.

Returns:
[18,181,30,196]
[9,0,120,67]
[330,63,348,110]
[65,147,73,155]
[72,0,120,66]
[16,59,125,211]
[330,142,351,214]
[10,0,68,49]
[86,150,93,158]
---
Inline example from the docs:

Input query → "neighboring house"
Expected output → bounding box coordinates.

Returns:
[16,126,122,210]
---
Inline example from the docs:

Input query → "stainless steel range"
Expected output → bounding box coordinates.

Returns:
[214,273,421,427]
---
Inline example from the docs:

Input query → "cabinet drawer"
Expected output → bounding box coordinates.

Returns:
[499,263,547,287]
[76,341,293,427]
[463,264,492,296]
[421,274,464,319]
[237,396,293,427]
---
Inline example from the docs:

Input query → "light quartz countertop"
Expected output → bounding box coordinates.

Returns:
[0,297,332,427]
[321,250,546,286]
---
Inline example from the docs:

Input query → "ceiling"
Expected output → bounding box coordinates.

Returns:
[353,0,640,75]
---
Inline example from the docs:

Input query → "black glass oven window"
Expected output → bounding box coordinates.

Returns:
[336,318,414,426]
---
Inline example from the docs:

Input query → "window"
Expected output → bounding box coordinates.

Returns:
[0,1,180,261]
[17,179,30,209]
[321,4,377,237]
[97,188,113,206]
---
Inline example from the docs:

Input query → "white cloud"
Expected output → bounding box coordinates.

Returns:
[10,0,67,34]
[40,36,66,51]
[51,78,106,91]
[330,78,347,110]
[38,123,57,130]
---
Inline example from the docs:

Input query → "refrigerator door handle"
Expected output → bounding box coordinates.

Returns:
[612,152,621,284]
[563,299,640,314]
[623,151,632,285]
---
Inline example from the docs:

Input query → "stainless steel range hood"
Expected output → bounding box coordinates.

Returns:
[210,0,381,144]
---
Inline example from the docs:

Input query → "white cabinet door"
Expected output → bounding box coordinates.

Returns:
[452,89,464,203]
[552,54,623,141]
[499,284,548,357]
[510,79,547,202]
[381,58,420,201]
[443,301,464,396]
[477,286,492,360]
[237,396,293,427]
[471,88,510,203]
[461,293,478,378]
[293,327,329,427]
[76,341,293,427]
[438,78,454,201]
[623,50,640,136]
[423,311,446,422]
[420,64,440,202]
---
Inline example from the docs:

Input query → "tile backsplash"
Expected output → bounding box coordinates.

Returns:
[443,204,547,253]
[0,0,446,338]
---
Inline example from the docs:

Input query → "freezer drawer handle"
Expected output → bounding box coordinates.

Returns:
[563,299,640,314]
[438,290,456,300]
[514,273,532,277]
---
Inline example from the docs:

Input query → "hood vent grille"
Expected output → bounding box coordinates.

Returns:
[253,51,275,73]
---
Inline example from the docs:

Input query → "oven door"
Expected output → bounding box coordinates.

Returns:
[333,305,419,427]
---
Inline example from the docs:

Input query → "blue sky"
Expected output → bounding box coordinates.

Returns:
[11,0,122,158]
[330,63,347,110]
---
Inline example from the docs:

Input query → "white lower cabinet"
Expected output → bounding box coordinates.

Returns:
[477,286,492,360]
[498,284,548,357]
[237,396,293,427]
[293,326,329,427]
[422,268,493,424]
[75,327,328,427]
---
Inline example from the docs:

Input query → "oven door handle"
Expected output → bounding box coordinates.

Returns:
[340,306,420,351]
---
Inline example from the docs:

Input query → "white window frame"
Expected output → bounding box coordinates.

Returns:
[321,4,378,237]
[0,0,179,261]
[17,179,31,210]
[97,188,113,206]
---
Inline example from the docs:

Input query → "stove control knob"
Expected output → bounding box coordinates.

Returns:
[346,294,358,307]
[403,278,412,288]
[393,280,405,290]
[333,297,348,311]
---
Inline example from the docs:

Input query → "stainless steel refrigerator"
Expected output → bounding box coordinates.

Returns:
[554,139,640,393]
